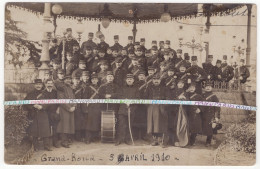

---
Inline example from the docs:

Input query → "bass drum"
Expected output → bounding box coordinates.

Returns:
[101,110,116,143]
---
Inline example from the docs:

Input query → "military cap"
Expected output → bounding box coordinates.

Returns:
[180,62,187,68]
[128,36,133,40]
[208,55,213,58]
[216,60,222,64]
[188,82,196,88]
[152,40,157,44]
[151,46,158,51]
[86,46,92,50]
[64,75,72,80]
[148,66,155,70]
[66,28,72,32]
[115,56,123,63]
[107,46,113,50]
[160,61,167,66]
[34,79,42,84]
[240,59,245,63]
[126,73,134,79]
[112,47,119,52]
[205,80,213,87]
[223,55,227,60]
[136,47,142,51]
[106,71,114,76]
[137,69,146,75]
[145,50,150,54]
[184,53,190,60]
[140,38,145,42]
[99,34,104,38]
[134,42,140,45]
[52,38,58,43]
[91,72,98,79]
[88,32,94,37]
[177,49,182,53]
[92,46,98,50]
[132,55,139,61]
[99,60,109,65]
[57,69,65,74]
[82,71,90,76]
[72,73,80,79]
[165,40,171,45]
[168,66,177,72]
[114,35,119,39]
[159,41,164,44]
[164,50,170,55]
[128,49,135,54]
[153,73,160,79]
[177,79,185,84]
[79,60,86,64]
[191,56,198,61]
[98,48,106,53]
[53,58,61,64]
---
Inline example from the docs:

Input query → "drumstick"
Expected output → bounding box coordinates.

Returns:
[127,106,135,146]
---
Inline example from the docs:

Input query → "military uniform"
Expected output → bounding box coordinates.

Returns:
[113,57,128,86]
[65,60,77,76]
[116,74,140,145]
[23,79,51,150]
[211,60,222,82]
[186,57,207,94]
[186,88,203,145]
[82,73,101,143]
[40,88,59,148]
[166,82,188,146]
[201,82,220,144]
[71,80,84,141]
[146,76,168,135]
[221,55,234,82]
[81,32,97,54]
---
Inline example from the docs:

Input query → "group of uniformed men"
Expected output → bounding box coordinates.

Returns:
[24,28,250,151]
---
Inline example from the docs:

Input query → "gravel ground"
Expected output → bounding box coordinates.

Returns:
[27,135,220,165]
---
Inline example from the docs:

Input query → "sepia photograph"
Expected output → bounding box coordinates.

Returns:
[3,1,257,166]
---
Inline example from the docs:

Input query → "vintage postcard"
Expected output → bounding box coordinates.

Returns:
[4,2,256,166]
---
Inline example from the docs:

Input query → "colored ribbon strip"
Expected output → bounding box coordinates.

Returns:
[3,99,257,111]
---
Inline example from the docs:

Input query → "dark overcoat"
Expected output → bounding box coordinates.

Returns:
[146,84,168,134]
[201,91,220,136]
[23,89,51,138]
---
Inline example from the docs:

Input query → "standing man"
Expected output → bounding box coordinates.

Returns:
[140,38,146,52]
[186,83,203,146]
[56,76,76,148]
[64,28,79,54]
[111,35,123,52]
[71,74,84,142]
[81,32,97,54]
[125,36,134,51]
[98,60,109,85]
[186,56,207,94]
[40,79,59,148]
[174,49,184,70]
[113,56,127,87]
[221,55,234,82]
[82,72,101,144]
[201,81,220,147]
[116,74,140,145]
[24,79,52,151]
[235,59,250,84]
[98,34,109,51]
[146,74,168,148]
[202,55,214,79]
[212,60,222,82]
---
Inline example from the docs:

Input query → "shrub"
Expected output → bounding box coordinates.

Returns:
[5,105,30,147]
[225,122,256,153]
